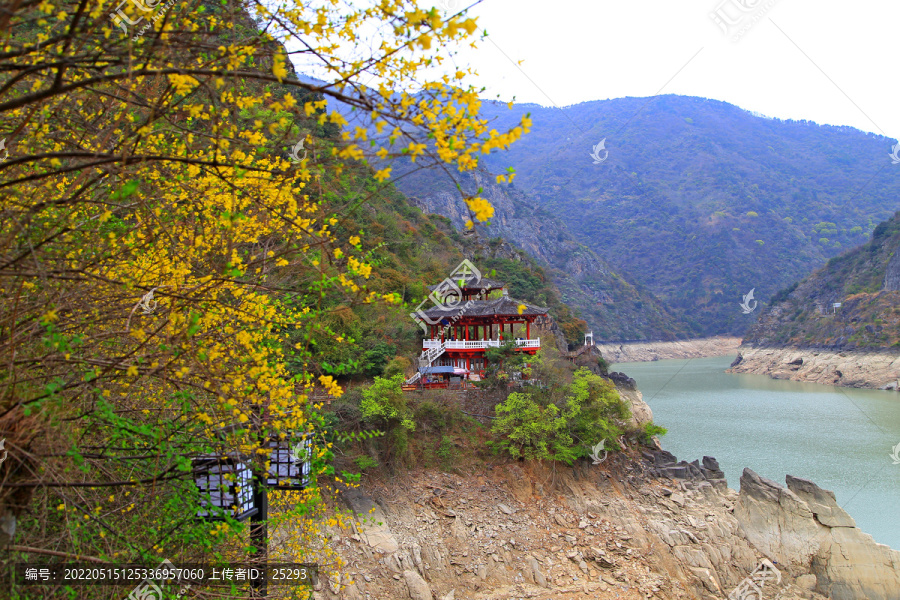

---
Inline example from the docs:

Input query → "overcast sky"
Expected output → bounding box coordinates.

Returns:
[434,0,899,142]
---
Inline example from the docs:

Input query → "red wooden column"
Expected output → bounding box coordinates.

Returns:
[465,324,469,341]
[526,320,530,339]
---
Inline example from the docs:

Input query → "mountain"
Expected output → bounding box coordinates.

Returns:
[741,210,900,350]
[393,165,690,342]
[473,95,900,335]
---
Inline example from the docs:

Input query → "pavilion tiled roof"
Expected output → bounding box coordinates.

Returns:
[421,296,548,320]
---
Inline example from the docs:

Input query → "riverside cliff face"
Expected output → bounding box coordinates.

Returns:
[728,346,900,391]
[315,455,897,600]
[311,381,898,600]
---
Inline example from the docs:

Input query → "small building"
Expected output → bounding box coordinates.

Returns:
[405,276,548,388]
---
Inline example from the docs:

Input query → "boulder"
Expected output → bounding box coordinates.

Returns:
[734,469,824,571]
[785,475,855,528]
[403,570,433,600]
[608,371,637,391]
[734,469,900,599]
[527,557,548,588]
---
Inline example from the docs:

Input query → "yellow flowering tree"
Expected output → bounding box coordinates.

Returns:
[0,0,529,596]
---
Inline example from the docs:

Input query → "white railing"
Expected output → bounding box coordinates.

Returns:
[422,339,540,350]
[404,371,421,385]
[417,341,447,370]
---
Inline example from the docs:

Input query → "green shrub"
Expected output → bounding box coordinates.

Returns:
[362,342,398,376]
[360,374,414,463]
[491,368,630,465]
[360,374,414,431]
[641,422,668,444]
[596,355,610,375]
[437,435,456,470]
[383,356,411,379]
[354,455,379,470]
[491,391,572,462]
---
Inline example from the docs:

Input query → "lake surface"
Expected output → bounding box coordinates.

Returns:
[612,356,900,550]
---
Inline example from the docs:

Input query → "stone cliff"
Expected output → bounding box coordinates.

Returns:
[310,450,897,600]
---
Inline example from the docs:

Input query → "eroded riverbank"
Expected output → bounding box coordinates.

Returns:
[594,337,741,363]
[728,345,900,391]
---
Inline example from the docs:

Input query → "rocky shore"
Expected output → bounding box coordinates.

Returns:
[728,345,900,391]
[595,337,742,364]
[313,450,898,600]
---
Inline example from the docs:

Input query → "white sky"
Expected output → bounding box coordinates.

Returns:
[434,0,900,141]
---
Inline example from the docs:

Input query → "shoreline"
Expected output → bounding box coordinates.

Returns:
[595,336,742,363]
[728,345,900,391]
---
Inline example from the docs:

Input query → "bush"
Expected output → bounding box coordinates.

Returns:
[360,374,414,431]
[596,355,610,375]
[354,455,379,470]
[491,368,630,465]
[437,435,457,470]
[480,342,528,388]
[383,356,411,379]
[641,422,668,444]
[362,342,398,376]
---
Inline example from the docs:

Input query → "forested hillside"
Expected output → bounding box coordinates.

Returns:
[394,165,690,341]
[473,95,900,335]
[743,211,900,350]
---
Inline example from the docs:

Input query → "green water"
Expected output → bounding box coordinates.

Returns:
[612,356,900,550]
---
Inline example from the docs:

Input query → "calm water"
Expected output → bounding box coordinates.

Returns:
[612,356,900,550]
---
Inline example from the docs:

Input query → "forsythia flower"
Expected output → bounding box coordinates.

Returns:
[464,196,494,222]
[272,53,288,81]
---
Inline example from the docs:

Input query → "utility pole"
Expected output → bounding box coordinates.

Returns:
[250,402,268,598]
[249,477,268,597]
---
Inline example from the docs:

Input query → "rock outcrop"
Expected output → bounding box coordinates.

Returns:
[736,469,900,600]
[311,449,896,600]
[727,345,900,391]
[885,249,900,291]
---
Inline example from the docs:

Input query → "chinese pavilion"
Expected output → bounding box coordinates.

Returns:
[405,275,548,387]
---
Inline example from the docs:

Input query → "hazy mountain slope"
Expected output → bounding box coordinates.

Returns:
[474,95,900,335]
[741,210,900,350]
